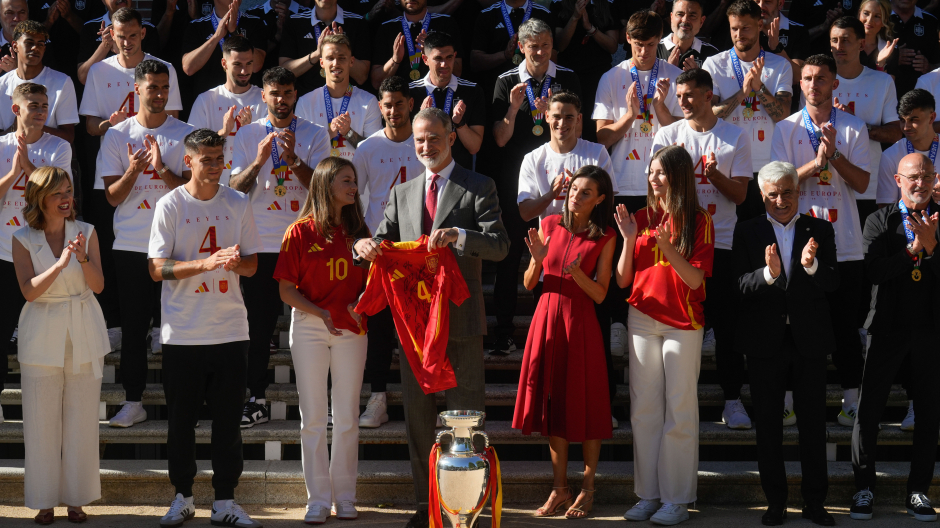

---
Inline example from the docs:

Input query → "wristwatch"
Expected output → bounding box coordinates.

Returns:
[771,42,784,54]
[156,165,169,175]
[290,156,302,169]
[344,129,355,140]
[830,149,842,161]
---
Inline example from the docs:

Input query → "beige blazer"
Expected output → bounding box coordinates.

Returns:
[14,220,109,378]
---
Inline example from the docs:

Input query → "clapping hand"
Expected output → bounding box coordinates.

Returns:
[801,237,818,268]
[765,243,782,278]
[877,38,898,67]
[652,77,671,107]
[765,16,780,50]
[703,152,718,179]
[818,123,837,159]
[614,203,637,240]
[524,227,550,263]
[743,56,764,94]
[563,252,582,275]
[126,142,153,175]
[625,81,641,119]
[452,99,467,126]
[222,244,241,271]
[908,210,940,254]
[653,218,674,249]
[109,100,129,126]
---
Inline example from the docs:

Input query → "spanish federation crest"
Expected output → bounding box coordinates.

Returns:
[75,0,86,9]
[425,254,439,273]
[219,280,229,293]
[842,0,852,10]
[779,35,788,47]
[916,23,925,36]
[202,3,212,15]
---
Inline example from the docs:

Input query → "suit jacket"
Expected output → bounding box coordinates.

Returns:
[358,163,510,338]
[732,213,839,359]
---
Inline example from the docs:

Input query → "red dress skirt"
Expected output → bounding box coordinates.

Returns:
[512,215,615,442]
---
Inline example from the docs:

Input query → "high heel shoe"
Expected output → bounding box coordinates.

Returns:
[534,486,573,517]
[565,488,595,519]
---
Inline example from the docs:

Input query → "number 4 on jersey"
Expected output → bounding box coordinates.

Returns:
[199,226,221,255]
[389,166,407,190]
[119,92,137,117]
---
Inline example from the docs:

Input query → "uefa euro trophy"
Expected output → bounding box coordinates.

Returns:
[431,410,495,528]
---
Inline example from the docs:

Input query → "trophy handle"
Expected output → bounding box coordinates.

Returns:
[436,430,454,446]
[472,431,490,450]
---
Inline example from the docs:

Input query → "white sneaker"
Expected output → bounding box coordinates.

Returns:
[624,499,662,521]
[210,500,262,527]
[160,493,195,528]
[610,322,627,357]
[151,327,162,354]
[332,500,358,520]
[838,400,858,427]
[612,415,619,429]
[650,503,690,525]
[359,392,389,428]
[109,401,147,427]
[107,327,122,352]
[304,505,329,524]
[722,399,752,429]
[901,400,915,432]
[782,403,797,427]
[701,328,716,356]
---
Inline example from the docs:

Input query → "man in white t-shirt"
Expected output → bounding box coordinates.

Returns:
[0,82,71,404]
[229,66,330,429]
[703,0,792,220]
[295,33,382,161]
[877,89,938,206]
[771,54,872,426]
[913,66,940,129]
[98,60,194,429]
[829,17,901,220]
[189,35,265,185]
[148,128,263,528]
[651,67,754,430]
[350,75,424,429]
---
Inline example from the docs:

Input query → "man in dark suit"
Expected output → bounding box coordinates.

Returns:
[353,106,509,528]
[732,160,840,527]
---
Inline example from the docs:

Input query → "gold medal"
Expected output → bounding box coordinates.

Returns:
[330,148,341,157]
[274,185,287,197]
[640,122,652,134]
[913,269,922,281]
[743,108,754,119]
[410,69,421,80]
[819,170,832,183]
[532,125,543,136]
[320,68,326,78]
[511,53,523,65]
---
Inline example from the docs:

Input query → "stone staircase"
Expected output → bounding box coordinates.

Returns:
[0,257,936,507]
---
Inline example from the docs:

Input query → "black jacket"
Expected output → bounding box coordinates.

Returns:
[732,213,839,358]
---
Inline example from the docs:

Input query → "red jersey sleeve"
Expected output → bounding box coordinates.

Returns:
[688,210,716,278]
[355,261,391,316]
[273,221,305,285]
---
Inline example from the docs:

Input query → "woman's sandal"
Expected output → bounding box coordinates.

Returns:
[534,486,574,517]
[565,488,595,519]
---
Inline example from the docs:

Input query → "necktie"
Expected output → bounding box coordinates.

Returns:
[423,173,439,235]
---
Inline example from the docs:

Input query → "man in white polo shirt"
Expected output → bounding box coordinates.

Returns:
[771,54,871,428]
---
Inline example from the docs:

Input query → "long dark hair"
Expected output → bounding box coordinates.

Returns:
[297,157,369,241]
[647,145,701,259]
[557,0,613,30]
[561,165,614,240]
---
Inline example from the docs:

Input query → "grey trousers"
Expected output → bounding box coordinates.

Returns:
[400,335,486,504]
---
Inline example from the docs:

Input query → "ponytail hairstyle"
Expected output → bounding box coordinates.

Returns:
[297,157,369,241]
[647,145,702,259]
[560,165,614,240]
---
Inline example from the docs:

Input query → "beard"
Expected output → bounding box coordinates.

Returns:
[271,106,291,120]
[419,149,449,169]
[233,77,250,88]
[906,187,933,205]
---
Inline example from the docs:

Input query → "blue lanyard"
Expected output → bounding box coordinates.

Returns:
[629,59,660,123]
[906,136,939,165]
[801,107,836,154]
[426,86,454,115]
[401,13,431,69]
[265,117,298,169]
[899,199,931,266]
[730,48,764,91]
[499,0,532,39]
[210,9,240,50]
[323,85,353,145]
[524,74,552,124]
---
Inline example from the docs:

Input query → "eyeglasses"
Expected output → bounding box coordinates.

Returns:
[897,173,938,184]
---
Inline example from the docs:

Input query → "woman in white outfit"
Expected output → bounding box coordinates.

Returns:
[273,157,370,524]
[11,166,109,524]
[614,146,715,526]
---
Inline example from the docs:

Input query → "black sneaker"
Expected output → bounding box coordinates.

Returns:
[850,489,874,520]
[485,336,516,356]
[240,400,269,429]
[908,492,938,521]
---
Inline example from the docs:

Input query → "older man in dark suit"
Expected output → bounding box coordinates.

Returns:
[354,107,509,528]
[732,160,840,527]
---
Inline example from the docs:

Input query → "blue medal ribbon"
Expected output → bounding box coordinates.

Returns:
[266,117,298,182]
[324,85,353,148]
[801,107,836,154]
[629,58,660,124]
[401,13,431,71]
[525,74,552,125]
[899,199,931,268]
[426,86,454,115]
[905,135,939,165]
[499,0,532,39]
[210,8,241,50]
[730,49,764,111]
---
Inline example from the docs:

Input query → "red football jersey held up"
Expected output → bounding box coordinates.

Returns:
[355,236,470,394]
[273,219,368,334]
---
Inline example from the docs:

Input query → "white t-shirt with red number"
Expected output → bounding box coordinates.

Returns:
[188,84,266,185]
[0,67,80,131]
[652,118,752,250]
[80,54,183,122]
[352,129,425,234]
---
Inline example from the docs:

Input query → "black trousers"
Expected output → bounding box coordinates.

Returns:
[87,190,120,328]
[113,250,161,402]
[852,333,940,493]
[0,259,25,390]
[242,253,282,399]
[363,306,395,393]
[828,260,865,390]
[749,327,829,508]
[163,341,249,500]
[709,249,744,400]
[494,199,535,338]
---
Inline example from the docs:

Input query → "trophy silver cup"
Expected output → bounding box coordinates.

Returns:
[434,410,491,528]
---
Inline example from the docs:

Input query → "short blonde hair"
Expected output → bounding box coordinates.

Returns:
[23,166,74,230]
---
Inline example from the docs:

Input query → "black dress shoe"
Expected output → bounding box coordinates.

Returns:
[802,505,835,526]
[405,509,429,528]
[762,505,787,526]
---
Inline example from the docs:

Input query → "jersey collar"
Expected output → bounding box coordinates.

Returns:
[423,72,459,92]
[892,6,925,18]
[660,33,703,53]
[518,60,557,82]
[263,0,302,13]
[312,5,345,25]
[779,13,791,30]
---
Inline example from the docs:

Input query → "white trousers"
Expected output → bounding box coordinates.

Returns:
[627,306,703,504]
[20,334,103,509]
[290,309,368,509]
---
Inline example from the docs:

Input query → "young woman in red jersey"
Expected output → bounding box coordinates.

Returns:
[273,157,371,524]
[512,165,616,520]
[615,145,714,526]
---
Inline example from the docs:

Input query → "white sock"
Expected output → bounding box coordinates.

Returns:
[843,388,859,410]
[255,398,266,405]
[373,392,386,399]
[213,499,230,511]
[784,391,794,407]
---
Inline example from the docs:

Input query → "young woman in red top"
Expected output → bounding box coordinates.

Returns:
[615,145,715,525]
[273,157,370,524]
[512,165,616,519]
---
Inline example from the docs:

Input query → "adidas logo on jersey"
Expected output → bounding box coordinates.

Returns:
[495,22,505,29]
[195,282,210,293]
[813,0,823,5]
[390,269,405,281]
[138,200,152,210]
[268,202,282,210]
[6,216,20,226]
[627,149,642,160]
[304,32,315,38]
[308,243,325,253]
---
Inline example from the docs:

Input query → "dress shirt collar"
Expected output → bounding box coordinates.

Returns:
[422,72,460,92]
[660,34,703,53]
[767,212,800,231]
[426,159,456,185]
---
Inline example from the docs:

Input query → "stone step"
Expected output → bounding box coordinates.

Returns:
[0,383,909,409]
[0,419,917,447]
[0,459,937,506]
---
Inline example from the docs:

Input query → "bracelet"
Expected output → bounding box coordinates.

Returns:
[391,58,401,65]
[78,255,89,264]
[307,53,315,66]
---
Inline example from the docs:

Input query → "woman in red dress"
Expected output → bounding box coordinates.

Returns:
[512,165,616,519]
